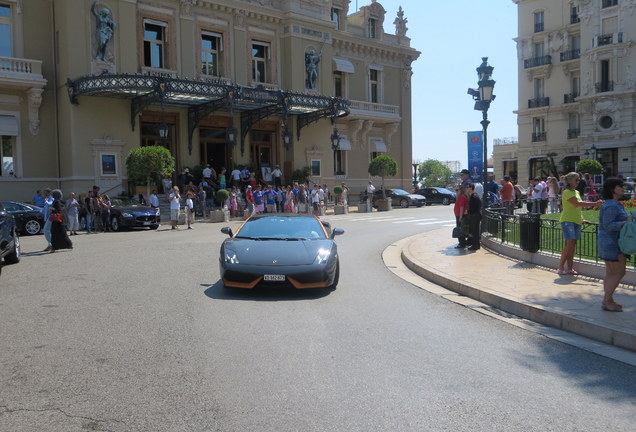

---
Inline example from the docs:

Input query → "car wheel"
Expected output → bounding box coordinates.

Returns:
[23,218,42,235]
[442,197,450,205]
[400,198,409,208]
[111,217,121,232]
[4,231,20,265]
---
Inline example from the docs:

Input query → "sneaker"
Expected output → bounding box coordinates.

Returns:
[188,227,193,229]
[43,245,52,252]
[557,269,568,275]
[568,270,580,275]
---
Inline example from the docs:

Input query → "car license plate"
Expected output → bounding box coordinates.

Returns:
[264,274,285,282]
[143,221,152,226]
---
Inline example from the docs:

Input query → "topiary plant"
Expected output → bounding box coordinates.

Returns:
[368,155,398,198]
[216,188,230,206]
[333,185,344,204]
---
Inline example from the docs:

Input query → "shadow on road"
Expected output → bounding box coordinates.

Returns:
[203,281,330,301]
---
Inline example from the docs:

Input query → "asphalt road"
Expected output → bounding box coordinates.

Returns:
[1,205,636,431]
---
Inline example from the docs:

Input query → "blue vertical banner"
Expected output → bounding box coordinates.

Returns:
[466,131,483,182]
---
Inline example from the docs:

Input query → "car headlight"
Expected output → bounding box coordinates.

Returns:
[155,208,160,215]
[121,212,134,218]
[315,248,331,265]
[224,248,240,264]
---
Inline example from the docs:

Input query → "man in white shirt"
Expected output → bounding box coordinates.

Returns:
[272,165,283,188]
[202,164,212,180]
[230,167,241,187]
[311,184,320,215]
[169,186,182,230]
[531,178,543,214]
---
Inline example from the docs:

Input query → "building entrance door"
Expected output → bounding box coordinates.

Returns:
[199,127,227,175]
[250,131,273,182]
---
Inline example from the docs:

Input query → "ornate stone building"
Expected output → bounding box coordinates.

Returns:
[0,0,420,200]
[500,0,636,183]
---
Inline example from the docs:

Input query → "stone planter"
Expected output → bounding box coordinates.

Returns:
[357,201,371,213]
[375,198,392,212]
[334,204,348,215]
[208,209,227,223]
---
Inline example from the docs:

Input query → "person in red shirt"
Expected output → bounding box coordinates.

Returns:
[453,185,468,248]
[500,175,514,215]
[245,185,254,214]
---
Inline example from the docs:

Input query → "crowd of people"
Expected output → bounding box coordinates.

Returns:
[452,169,632,312]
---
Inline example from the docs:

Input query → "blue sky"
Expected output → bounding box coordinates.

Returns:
[359,0,519,168]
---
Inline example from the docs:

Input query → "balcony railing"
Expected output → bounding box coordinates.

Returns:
[595,81,614,93]
[524,55,551,69]
[528,97,550,108]
[602,0,618,8]
[560,49,580,62]
[534,22,544,33]
[532,132,547,142]
[563,93,578,104]
[348,100,400,117]
[567,128,580,139]
[0,56,43,76]
[597,32,623,46]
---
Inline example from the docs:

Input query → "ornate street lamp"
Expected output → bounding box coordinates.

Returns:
[412,163,419,188]
[331,127,340,176]
[467,57,496,203]
[158,120,169,141]
[282,124,292,150]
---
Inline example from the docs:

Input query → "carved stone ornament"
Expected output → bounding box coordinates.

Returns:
[385,123,399,148]
[349,119,365,147]
[180,0,195,15]
[27,88,43,136]
[393,6,408,38]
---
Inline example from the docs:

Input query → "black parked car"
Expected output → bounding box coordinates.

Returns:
[80,197,160,231]
[415,187,456,205]
[0,200,44,235]
[372,188,426,208]
[0,201,21,275]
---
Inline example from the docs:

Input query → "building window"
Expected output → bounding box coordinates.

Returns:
[334,71,343,97]
[100,154,117,176]
[310,159,321,177]
[596,59,613,92]
[252,41,270,83]
[201,31,222,76]
[143,19,168,68]
[599,115,613,129]
[534,11,544,33]
[532,117,546,142]
[534,78,544,98]
[571,74,580,96]
[1,135,14,177]
[331,8,341,30]
[602,0,618,8]
[368,18,377,38]
[0,3,12,57]
[571,6,580,23]
[568,113,580,139]
[369,68,379,103]
[533,42,544,58]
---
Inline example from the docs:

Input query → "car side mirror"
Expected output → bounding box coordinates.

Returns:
[331,227,344,238]
[220,227,233,237]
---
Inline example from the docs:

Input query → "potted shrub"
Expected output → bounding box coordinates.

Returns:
[209,189,230,222]
[332,185,348,215]
[125,146,175,199]
[368,155,398,211]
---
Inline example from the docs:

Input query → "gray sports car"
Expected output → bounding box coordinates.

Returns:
[219,214,344,291]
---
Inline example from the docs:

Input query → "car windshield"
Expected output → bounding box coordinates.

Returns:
[392,189,408,195]
[111,198,143,207]
[235,216,327,240]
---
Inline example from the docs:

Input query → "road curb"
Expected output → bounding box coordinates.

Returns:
[400,233,636,353]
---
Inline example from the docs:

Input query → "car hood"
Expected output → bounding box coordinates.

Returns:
[223,238,334,265]
[114,205,157,213]
[405,194,425,199]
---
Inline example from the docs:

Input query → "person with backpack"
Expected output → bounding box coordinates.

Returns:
[597,177,629,312]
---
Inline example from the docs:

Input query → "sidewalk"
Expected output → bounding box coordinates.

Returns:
[401,228,636,354]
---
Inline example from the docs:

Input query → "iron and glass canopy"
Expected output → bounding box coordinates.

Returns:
[66,73,349,155]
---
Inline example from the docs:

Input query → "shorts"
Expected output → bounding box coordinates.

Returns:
[561,222,581,240]
[170,208,179,221]
[312,202,319,211]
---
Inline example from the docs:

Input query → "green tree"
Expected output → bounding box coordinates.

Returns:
[418,159,452,187]
[368,155,398,198]
[125,146,175,196]
[577,159,603,175]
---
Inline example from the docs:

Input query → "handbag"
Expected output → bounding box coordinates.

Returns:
[618,210,636,255]
[452,226,462,238]
[49,213,63,223]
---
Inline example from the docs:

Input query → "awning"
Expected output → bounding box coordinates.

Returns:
[584,138,636,149]
[0,115,19,136]
[337,137,351,151]
[370,139,387,153]
[333,57,355,73]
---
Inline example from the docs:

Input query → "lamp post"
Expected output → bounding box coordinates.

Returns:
[467,57,496,203]
[412,163,419,188]
[330,126,340,175]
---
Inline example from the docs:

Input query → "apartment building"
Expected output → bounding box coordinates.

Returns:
[499,0,636,183]
[0,0,420,200]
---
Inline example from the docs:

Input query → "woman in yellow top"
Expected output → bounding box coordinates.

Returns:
[558,172,603,275]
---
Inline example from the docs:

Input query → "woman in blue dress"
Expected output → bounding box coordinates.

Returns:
[597,178,629,312]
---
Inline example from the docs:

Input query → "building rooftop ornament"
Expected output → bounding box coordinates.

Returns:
[394,6,408,37]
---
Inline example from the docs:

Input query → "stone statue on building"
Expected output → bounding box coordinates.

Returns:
[305,49,322,90]
[92,1,116,62]
[394,6,408,37]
